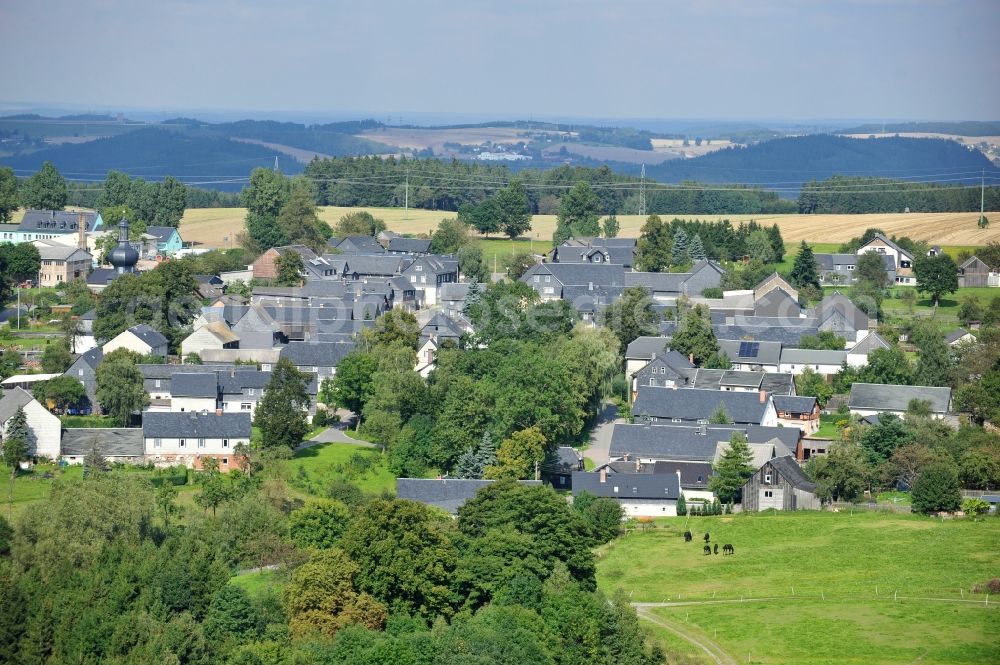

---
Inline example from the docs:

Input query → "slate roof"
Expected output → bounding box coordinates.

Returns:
[711,325,819,346]
[718,339,783,365]
[753,288,801,318]
[342,255,412,276]
[19,209,99,232]
[75,346,104,369]
[440,282,474,301]
[849,383,951,414]
[848,332,890,355]
[422,313,465,340]
[124,324,168,349]
[61,428,143,457]
[145,226,180,243]
[572,470,680,500]
[624,271,688,293]
[279,341,356,368]
[142,411,252,438]
[945,328,972,345]
[609,422,799,461]
[0,307,28,324]
[767,455,817,492]
[812,293,869,332]
[553,446,583,471]
[86,268,119,287]
[217,370,271,395]
[651,460,714,488]
[333,236,386,254]
[861,233,913,258]
[387,237,432,253]
[632,387,771,424]
[773,395,818,414]
[36,244,91,262]
[396,478,543,514]
[170,373,219,398]
[0,387,35,423]
[625,336,671,360]
[526,262,625,287]
[779,348,847,365]
[692,368,798,394]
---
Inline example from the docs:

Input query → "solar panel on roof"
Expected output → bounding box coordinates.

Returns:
[738,341,760,358]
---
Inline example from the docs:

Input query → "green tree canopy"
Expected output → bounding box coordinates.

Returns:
[21,161,67,210]
[789,241,820,289]
[709,432,754,503]
[254,358,310,450]
[913,254,959,307]
[95,348,150,426]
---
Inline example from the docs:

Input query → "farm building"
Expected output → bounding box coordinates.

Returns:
[741,455,821,512]
[572,467,681,517]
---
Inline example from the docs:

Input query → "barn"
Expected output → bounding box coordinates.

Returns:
[741,455,821,511]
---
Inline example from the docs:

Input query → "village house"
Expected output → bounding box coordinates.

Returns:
[329,235,386,254]
[395,478,543,515]
[0,388,62,459]
[64,347,104,413]
[61,428,144,465]
[251,245,318,281]
[717,339,783,372]
[6,209,103,243]
[572,467,681,517]
[35,243,92,286]
[594,458,715,503]
[141,226,184,258]
[169,374,220,413]
[741,455,821,511]
[386,237,432,255]
[848,383,952,419]
[143,410,251,471]
[773,395,821,434]
[777,348,848,376]
[102,324,169,357]
[632,387,778,427]
[278,340,356,379]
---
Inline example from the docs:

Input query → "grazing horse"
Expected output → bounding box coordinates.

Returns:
[713,544,719,555]
[723,544,734,555]
[703,545,711,556]
[684,530,692,542]
[703,532,710,543]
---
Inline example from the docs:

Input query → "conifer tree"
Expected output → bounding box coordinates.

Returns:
[790,241,821,289]
[670,228,689,266]
[688,234,706,261]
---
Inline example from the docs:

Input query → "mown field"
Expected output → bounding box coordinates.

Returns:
[180,206,1000,250]
[597,511,1000,665]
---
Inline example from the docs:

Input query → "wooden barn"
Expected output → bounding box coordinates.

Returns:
[741,455,821,512]
[958,256,990,288]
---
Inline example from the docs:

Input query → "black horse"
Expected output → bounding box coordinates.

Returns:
[684,530,692,542]
[703,532,710,543]
[703,545,711,555]
[723,544,734,555]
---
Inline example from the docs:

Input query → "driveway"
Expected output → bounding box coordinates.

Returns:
[582,401,621,467]
[298,423,374,449]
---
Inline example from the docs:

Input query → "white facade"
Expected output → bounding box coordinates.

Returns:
[171,396,217,413]
[0,396,61,459]
[144,435,247,459]
[103,330,168,357]
[778,360,844,376]
[615,499,678,518]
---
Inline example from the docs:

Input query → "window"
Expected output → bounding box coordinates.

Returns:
[543,287,554,295]
[632,487,638,494]
[179,439,186,448]
[155,379,161,388]
[847,265,854,270]
[415,265,422,271]
[313,366,319,373]
[697,475,704,482]
[78,369,84,376]
[222,458,228,465]
[533,275,540,283]
[545,275,551,283]
[248,388,255,396]
[153,438,161,448]
[764,490,773,498]
[613,486,619,493]
[764,473,772,483]
[198,438,206,448]
[672,418,682,423]
[559,476,566,485]
[241,402,252,411]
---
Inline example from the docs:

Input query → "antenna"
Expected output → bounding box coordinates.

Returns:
[638,164,647,216]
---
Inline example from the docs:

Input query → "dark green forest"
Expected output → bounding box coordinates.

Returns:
[798,175,1000,213]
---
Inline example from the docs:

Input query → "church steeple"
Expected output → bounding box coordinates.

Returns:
[108,218,139,274]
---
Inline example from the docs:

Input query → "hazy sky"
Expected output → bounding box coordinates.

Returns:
[1,0,997,122]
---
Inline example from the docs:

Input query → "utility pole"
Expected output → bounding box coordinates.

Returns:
[535,460,540,481]
[981,169,986,226]
[639,164,646,217]
[404,172,409,221]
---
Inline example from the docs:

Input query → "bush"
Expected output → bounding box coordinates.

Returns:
[961,498,991,516]
[312,410,328,428]
[911,463,961,515]
[972,578,1000,594]
[701,287,723,299]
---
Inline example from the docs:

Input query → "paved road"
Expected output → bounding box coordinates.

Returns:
[581,401,621,467]
[298,424,374,449]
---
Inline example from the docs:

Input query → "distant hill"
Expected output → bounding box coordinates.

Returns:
[194,119,394,156]
[838,121,1000,137]
[1,128,305,185]
[643,135,999,188]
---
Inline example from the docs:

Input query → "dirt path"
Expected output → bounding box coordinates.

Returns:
[634,606,737,665]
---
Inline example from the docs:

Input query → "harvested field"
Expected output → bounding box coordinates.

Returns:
[180,207,1000,248]
[356,126,554,152]
[541,143,680,165]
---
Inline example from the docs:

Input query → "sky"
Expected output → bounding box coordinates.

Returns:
[1,0,997,123]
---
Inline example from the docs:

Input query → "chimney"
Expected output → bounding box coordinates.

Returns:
[759,389,767,404]
[623,453,630,462]
[77,212,86,250]
[689,353,694,364]
[599,467,607,483]
[635,458,641,472]
[215,408,223,416]
[698,423,707,435]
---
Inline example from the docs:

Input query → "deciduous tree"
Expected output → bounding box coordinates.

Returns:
[95,348,150,426]
[21,162,67,210]
[913,254,959,307]
[254,358,310,450]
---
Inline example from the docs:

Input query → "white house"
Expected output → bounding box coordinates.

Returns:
[180,321,240,357]
[778,348,847,376]
[572,468,680,517]
[142,411,251,472]
[0,388,61,459]
[168,373,219,413]
[848,383,952,419]
[857,234,915,285]
[103,324,169,357]
[846,332,891,368]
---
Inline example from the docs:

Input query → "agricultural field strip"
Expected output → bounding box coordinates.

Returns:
[635,607,735,665]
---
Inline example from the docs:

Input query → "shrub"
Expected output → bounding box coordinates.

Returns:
[312,410,328,428]
[701,287,723,299]
[911,463,961,515]
[972,578,1000,594]
[961,498,991,516]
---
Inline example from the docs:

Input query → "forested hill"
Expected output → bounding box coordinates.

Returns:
[643,135,999,185]
[838,121,1000,136]
[1,128,305,184]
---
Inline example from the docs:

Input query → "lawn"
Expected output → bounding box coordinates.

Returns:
[596,511,1000,665]
[230,568,284,597]
[813,414,845,440]
[477,237,554,272]
[281,441,397,496]
[0,462,84,522]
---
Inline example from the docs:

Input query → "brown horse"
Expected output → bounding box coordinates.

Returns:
[703,545,711,555]
[723,544,734,555]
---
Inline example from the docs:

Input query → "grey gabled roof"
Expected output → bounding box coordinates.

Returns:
[689,369,794,396]
[718,339,783,365]
[396,478,543,514]
[61,428,143,457]
[632,387,770,424]
[812,293,869,332]
[753,288,801,318]
[125,324,168,349]
[170,373,219,398]
[625,336,671,360]
[216,370,271,395]
[145,226,180,243]
[711,324,819,346]
[848,383,951,413]
[343,255,412,276]
[334,236,385,254]
[945,328,971,345]
[849,332,890,355]
[74,346,104,370]
[525,262,626,287]
[861,233,912,259]
[779,348,847,365]
[422,313,465,340]
[766,455,817,492]
[142,411,252,438]
[651,460,714,488]
[572,470,680,500]
[624,271,688,293]
[773,395,818,414]
[279,341,356,367]
[609,422,799,461]
[19,209,98,232]
[387,237,432,253]
[0,387,35,424]
[440,282,474,301]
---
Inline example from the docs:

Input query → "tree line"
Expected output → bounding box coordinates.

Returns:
[799,175,1000,214]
